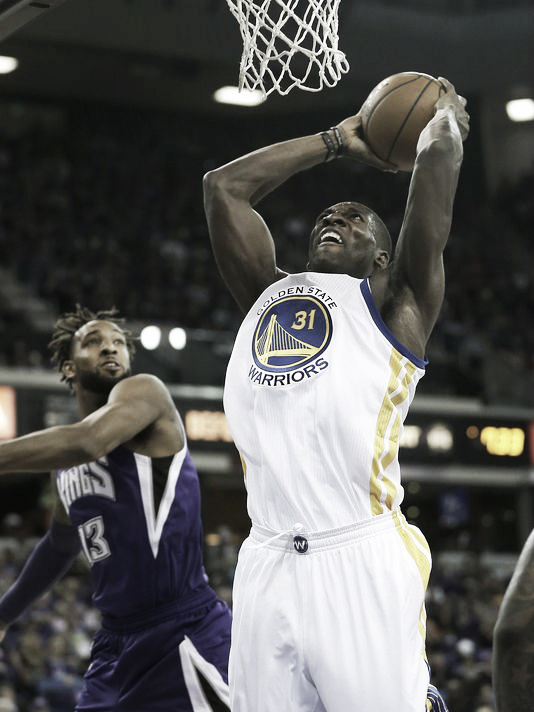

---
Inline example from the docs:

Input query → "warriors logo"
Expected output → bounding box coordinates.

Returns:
[252,295,332,373]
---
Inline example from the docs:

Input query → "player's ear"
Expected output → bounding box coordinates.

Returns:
[62,360,76,382]
[374,249,389,270]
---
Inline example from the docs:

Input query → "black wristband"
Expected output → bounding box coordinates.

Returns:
[320,131,337,162]
[330,126,344,156]
[320,128,343,162]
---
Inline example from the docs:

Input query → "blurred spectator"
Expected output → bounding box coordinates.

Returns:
[0,528,520,711]
[0,538,93,711]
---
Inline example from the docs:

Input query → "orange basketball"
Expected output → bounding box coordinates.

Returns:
[360,72,447,171]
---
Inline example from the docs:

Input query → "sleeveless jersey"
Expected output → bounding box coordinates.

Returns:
[224,271,427,532]
[55,442,215,621]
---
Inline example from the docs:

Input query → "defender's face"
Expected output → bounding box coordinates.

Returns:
[307,202,379,278]
[65,320,131,393]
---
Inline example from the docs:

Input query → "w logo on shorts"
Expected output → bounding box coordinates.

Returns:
[293,535,308,553]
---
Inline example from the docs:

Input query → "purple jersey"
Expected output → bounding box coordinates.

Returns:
[56,444,217,623]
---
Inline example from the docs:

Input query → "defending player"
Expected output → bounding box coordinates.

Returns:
[203,78,469,711]
[493,528,534,712]
[0,305,231,711]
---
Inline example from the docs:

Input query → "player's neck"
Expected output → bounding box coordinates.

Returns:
[76,389,108,418]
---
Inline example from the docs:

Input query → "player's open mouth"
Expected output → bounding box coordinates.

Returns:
[101,361,120,370]
[319,231,343,245]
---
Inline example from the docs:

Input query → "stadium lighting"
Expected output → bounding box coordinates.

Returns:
[426,424,454,452]
[140,325,161,350]
[0,56,18,74]
[169,327,187,351]
[213,86,266,107]
[506,98,534,122]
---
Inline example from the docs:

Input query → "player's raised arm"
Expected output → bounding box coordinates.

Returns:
[203,135,326,313]
[203,121,393,314]
[389,79,469,344]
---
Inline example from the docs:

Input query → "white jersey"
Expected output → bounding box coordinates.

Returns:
[224,271,426,532]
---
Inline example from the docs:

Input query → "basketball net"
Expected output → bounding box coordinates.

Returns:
[225,0,349,97]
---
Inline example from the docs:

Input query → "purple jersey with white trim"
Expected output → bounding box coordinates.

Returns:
[56,444,215,619]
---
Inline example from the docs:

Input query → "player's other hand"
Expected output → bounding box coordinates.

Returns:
[436,77,470,141]
[335,114,398,172]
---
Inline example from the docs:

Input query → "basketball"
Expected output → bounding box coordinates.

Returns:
[360,72,447,171]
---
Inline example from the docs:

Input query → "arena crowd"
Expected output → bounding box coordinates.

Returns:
[0,99,532,710]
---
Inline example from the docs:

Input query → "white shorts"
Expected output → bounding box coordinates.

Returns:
[229,509,431,712]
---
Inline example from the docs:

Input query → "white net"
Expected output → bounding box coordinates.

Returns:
[225,0,350,97]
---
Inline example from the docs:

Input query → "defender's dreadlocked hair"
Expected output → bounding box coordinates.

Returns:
[48,305,136,388]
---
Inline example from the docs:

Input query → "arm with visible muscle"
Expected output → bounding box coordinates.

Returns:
[203,121,393,313]
[387,79,469,354]
[0,374,177,473]
[493,529,534,712]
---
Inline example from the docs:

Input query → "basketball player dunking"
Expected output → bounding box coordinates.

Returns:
[203,78,469,711]
[0,306,231,712]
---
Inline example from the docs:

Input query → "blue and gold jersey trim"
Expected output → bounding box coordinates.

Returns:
[370,350,417,515]
[360,279,427,370]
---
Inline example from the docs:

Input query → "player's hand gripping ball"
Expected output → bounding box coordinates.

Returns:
[360,72,447,171]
